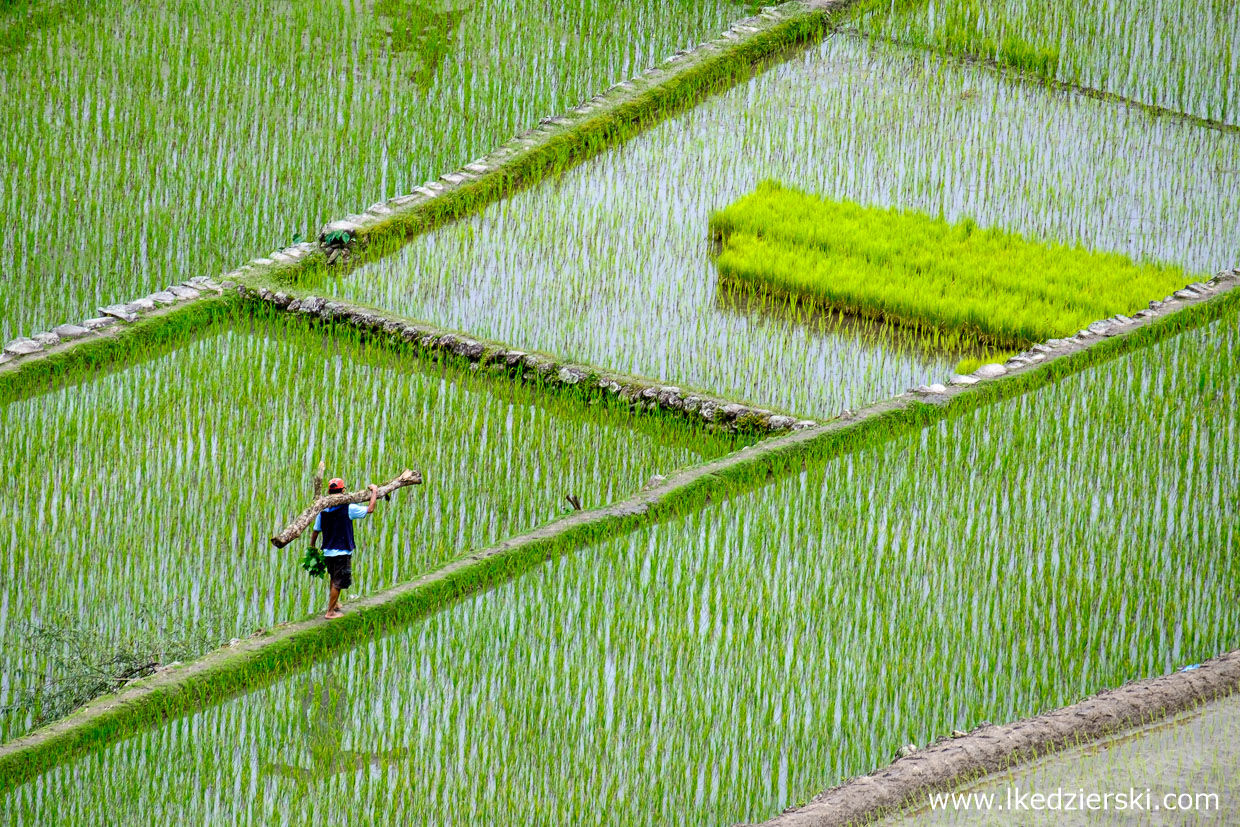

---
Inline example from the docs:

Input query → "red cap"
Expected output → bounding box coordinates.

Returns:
[328,478,346,492]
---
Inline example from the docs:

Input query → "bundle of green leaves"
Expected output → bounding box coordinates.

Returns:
[300,546,327,579]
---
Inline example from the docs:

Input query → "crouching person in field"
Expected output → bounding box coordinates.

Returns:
[308,478,379,619]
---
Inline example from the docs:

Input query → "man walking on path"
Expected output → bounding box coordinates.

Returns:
[308,478,380,619]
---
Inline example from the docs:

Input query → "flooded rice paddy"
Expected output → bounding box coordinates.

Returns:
[0,315,741,741]
[0,0,748,339]
[334,35,1240,417]
[15,314,1237,824]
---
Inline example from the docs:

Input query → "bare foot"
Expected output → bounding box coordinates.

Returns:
[324,609,344,620]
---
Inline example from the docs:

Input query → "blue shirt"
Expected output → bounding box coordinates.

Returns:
[314,504,370,556]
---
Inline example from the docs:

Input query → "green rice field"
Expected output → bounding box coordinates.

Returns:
[711,181,1194,347]
[853,0,1240,124]
[0,0,748,340]
[0,310,742,741]
[3,0,1239,822]
[9,315,1237,824]
[332,35,1240,417]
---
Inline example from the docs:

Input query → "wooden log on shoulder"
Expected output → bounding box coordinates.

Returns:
[270,469,423,549]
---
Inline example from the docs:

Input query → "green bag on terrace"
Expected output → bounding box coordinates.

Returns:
[301,546,327,579]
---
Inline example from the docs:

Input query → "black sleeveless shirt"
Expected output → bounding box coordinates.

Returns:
[319,506,356,553]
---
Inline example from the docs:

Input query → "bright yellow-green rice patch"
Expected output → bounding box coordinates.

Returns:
[710,181,1196,348]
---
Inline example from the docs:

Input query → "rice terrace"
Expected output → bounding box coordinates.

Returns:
[1,0,1238,823]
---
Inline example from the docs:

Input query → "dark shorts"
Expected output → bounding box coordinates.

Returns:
[325,554,352,590]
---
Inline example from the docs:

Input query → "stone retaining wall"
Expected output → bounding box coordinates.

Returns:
[233,283,816,434]
[0,276,226,368]
[0,275,818,434]
[7,266,1235,432]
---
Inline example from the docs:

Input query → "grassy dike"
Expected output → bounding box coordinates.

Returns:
[834,27,1240,137]
[840,0,1239,133]
[2,272,1235,793]
[0,297,239,406]
[293,0,851,280]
